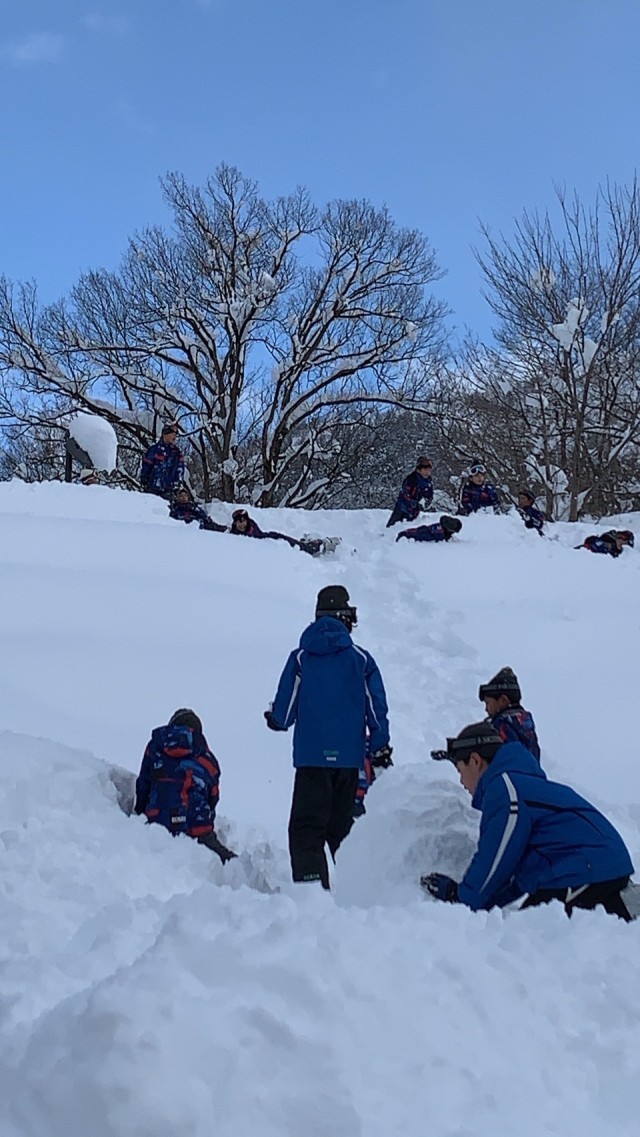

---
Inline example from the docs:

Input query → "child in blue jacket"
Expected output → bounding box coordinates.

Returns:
[230,509,325,555]
[458,463,501,515]
[579,530,634,558]
[478,667,541,763]
[423,722,634,919]
[386,457,434,527]
[517,490,547,534]
[135,708,235,863]
[140,423,185,498]
[169,487,227,531]
[396,515,462,543]
[265,585,392,888]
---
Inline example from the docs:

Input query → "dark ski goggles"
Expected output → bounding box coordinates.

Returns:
[431,731,501,763]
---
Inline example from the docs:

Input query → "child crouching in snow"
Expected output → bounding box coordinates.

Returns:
[135,708,236,864]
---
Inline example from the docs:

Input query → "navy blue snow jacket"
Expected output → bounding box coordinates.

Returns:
[458,481,501,516]
[170,501,227,532]
[387,471,433,527]
[270,616,390,768]
[489,705,541,763]
[519,504,546,533]
[457,742,634,911]
[140,441,185,495]
[396,521,449,543]
[232,518,299,546]
[581,534,621,558]
[135,723,221,838]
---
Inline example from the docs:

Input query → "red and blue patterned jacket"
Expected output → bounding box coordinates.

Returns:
[140,442,185,494]
[387,471,434,527]
[489,705,541,763]
[135,723,221,837]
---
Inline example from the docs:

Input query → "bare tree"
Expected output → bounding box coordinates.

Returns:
[468,181,640,518]
[0,165,448,504]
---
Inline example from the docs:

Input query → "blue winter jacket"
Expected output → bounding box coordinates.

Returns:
[396,521,449,543]
[169,501,227,532]
[458,481,501,515]
[140,442,185,494]
[135,723,221,837]
[582,534,621,558]
[458,742,633,911]
[231,518,299,546]
[387,471,433,526]
[489,706,541,763]
[519,504,546,533]
[270,617,390,768]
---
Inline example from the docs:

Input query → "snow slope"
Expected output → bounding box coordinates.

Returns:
[1,479,640,1137]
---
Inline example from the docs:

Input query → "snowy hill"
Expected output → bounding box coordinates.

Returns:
[1,479,640,1137]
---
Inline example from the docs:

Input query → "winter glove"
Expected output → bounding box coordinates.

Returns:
[264,708,287,732]
[421,873,459,903]
[370,745,394,769]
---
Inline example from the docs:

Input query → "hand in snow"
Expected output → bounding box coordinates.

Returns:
[421,873,458,903]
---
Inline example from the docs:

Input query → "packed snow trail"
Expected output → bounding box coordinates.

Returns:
[1,480,640,1137]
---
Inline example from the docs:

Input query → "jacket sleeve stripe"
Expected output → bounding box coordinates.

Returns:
[283,650,303,723]
[354,646,380,729]
[479,773,520,892]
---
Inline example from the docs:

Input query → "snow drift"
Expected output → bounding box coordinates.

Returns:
[1,479,639,1137]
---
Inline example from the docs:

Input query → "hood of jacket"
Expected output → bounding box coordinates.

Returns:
[299,616,353,656]
[152,723,201,758]
[472,741,546,809]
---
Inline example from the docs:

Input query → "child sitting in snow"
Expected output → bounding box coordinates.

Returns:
[517,490,547,535]
[478,667,541,763]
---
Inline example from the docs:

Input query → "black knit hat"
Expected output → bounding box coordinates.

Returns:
[440,515,462,537]
[315,585,357,628]
[478,667,521,703]
[431,721,503,764]
[169,708,202,733]
[416,456,432,468]
[518,488,535,503]
[453,722,503,761]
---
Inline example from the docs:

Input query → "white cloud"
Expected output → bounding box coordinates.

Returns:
[1,32,65,65]
[83,11,129,35]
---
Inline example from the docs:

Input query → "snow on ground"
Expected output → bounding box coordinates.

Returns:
[1,479,640,1137]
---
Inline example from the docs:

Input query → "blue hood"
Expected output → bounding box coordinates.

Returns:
[299,616,353,656]
[473,741,545,809]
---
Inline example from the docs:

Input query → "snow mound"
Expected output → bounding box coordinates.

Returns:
[1,480,640,1136]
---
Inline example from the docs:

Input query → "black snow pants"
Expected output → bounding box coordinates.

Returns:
[288,766,359,889]
[521,875,632,921]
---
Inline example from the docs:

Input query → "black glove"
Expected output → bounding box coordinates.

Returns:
[430,749,449,762]
[370,744,394,769]
[264,709,286,732]
[420,872,459,903]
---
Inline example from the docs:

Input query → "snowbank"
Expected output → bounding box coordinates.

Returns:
[1,480,640,1137]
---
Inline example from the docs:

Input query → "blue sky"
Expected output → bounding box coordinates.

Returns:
[1,0,639,341]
